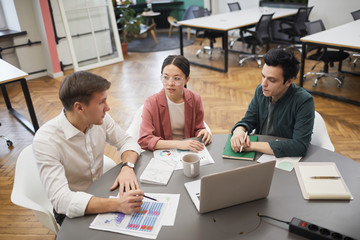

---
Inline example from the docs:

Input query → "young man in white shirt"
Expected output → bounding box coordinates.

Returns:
[33,71,144,225]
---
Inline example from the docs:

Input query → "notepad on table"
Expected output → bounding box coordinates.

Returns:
[294,162,353,200]
[222,134,258,161]
[140,157,178,185]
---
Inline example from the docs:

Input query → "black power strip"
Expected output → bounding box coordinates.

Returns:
[289,217,356,240]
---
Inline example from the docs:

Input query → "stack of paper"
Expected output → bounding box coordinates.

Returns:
[294,162,353,200]
[140,157,178,185]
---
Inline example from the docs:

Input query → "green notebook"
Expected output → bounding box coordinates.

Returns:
[222,134,258,161]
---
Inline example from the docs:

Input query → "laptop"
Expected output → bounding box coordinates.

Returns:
[184,160,276,213]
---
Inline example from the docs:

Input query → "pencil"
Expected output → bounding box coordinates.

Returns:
[310,176,341,179]
[143,195,158,201]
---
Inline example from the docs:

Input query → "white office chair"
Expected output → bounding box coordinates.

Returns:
[310,111,335,151]
[126,104,144,141]
[126,104,212,141]
[11,145,116,234]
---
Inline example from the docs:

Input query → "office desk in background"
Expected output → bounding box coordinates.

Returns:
[0,59,39,134]
[178,7,297,73]
[56,135,360,240]
[300,20,360,106]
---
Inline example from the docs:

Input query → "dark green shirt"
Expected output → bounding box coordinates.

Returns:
[232,83,315,157]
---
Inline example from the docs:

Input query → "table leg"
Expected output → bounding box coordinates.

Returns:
[1,79,39,134]
[1,84,12,109]
[179,25,183,56]
[20,78,39,132]
[299,43,306,87]
[224,31,228,73]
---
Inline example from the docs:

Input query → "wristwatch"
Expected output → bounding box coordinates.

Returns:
[122,161,135,169]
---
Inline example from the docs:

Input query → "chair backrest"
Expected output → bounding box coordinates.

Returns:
[351,9,360,20]
[304,20,326,52]
[11,145,115,234]
[305,19,325,35]
[255,13,274,42]
[126,104,144,141]
[192,7,210,18]
[181,5,200,20]
[294,6,313,33]
[311,111,335,151]
[227,2,241,12]
[11,145,60,233]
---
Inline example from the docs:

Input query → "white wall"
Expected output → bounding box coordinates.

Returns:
[308,0,360,29]
[214,0,360,29]
[0,0,21,31]
[13,0,48,79]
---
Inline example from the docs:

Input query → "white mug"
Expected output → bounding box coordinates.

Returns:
[182,154,200,178]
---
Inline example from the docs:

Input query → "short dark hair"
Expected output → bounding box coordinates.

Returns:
[161,55,190,78]
[59,71,111,111]
[263,48,300,84]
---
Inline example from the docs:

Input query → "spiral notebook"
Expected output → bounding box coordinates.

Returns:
[294,162,353,200]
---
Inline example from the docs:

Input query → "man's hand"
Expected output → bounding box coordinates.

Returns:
[230,127,250,152]
[197,129,212,145]
[116,189,144,214]
[110,165,139,196]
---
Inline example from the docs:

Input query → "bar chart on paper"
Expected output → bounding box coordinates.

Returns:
[90,201,166,239]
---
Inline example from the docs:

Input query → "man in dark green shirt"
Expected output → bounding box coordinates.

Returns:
[231,48,314,157]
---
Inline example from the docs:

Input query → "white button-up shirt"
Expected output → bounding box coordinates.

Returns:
[33,111,141,218]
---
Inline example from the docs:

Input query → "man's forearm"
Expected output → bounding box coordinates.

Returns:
[248,142,274,155]
[120,150,138,165]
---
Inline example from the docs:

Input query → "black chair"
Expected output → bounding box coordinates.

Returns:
[227,2,241,11]
[0,122,13,148]
[351,9,360,20]
[278,6,313,46]
[350,9,360,67]
[238,13,274,67]
[192,8,224,59]
[227,2,244,49]
[303,20,349,88]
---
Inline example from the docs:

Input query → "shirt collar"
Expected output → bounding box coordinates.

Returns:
[59,109,87,139]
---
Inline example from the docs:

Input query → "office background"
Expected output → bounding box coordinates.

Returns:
[1,0,360,239]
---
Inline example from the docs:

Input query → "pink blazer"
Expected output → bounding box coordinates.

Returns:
[138,88,205,151]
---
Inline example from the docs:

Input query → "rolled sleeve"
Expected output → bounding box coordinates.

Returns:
[66,192,93,218]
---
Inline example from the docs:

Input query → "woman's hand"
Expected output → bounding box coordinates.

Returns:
[177,139,204,152]
[197,129,212,145]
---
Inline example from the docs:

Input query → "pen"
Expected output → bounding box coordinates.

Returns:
[310,176,341,179]
[240,131,248,152]
[143,195,158,201]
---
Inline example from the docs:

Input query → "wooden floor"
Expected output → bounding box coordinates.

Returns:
[1,39,360,239]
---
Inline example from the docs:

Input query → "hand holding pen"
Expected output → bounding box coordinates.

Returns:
[239,131,248,152]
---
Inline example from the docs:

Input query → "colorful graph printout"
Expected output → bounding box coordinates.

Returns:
[90,201,166,239]
[153,146,214,170]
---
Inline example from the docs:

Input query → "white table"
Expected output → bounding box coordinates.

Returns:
[178,7,298,72]
[299,20,360,106]
[0,59,39,133]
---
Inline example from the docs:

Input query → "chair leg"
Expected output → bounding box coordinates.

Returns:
[169,25,173,37]
[187,28,190,40]
[149,29,158,44]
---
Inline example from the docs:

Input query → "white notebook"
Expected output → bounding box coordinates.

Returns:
[294,162,353,200]
[140,157,178,185]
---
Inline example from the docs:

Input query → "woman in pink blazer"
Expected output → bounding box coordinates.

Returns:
[138,55,212,151]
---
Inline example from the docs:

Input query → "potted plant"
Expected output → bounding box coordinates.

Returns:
[116,0,143,54]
